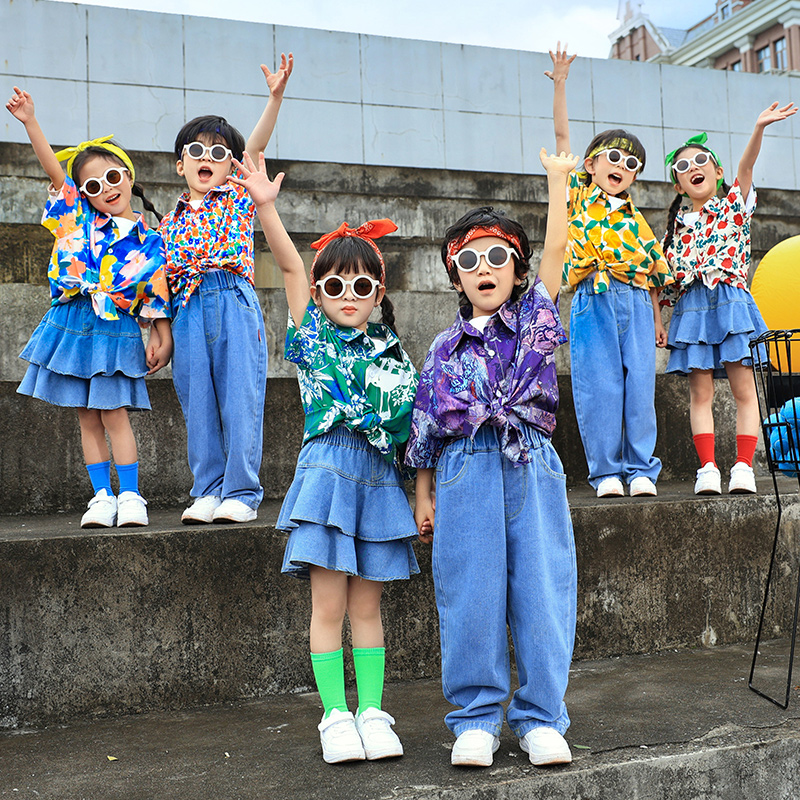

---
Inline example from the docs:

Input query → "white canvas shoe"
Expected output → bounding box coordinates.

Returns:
[694,463,721,495]
[318,709,366,764]
[181,495,222,524]
[355,708,403,759]
[117,492,148,527]
[596,477,624,498]
[451,729,500,767]
[519,726,572,766]
[729,462,756,494]
[629,477,657,497]
[80,490,117,528]
[212,498,257,523]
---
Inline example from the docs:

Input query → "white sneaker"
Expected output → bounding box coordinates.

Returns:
[81,490,117,528]
[596,477,625,498]
[729,462,756,494]
[181,495,221,524]
[629,477,657,497]
[451,729,500,767]
[355,707,403,759]
[212,498,257,523]
[318,709,366,764]
[117,492,148,527]
[519,726,572,766]
[694,463,721,495]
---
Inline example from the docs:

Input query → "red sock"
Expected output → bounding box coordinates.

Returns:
[693,433,716,467]
[736,435,758,467]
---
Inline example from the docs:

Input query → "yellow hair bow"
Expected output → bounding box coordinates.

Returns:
[54,135,135,183]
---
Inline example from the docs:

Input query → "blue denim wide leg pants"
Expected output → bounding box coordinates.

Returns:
[171,271,267,508]
[570,278,661,489]
[432,426,576,738]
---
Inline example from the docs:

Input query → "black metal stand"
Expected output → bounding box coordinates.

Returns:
[749,329,800,709]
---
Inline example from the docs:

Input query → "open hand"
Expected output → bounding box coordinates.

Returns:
[261,53,294,100]
[544,42,575,82]
[539,147,579,174]
[756,101,797,129]
[229,151,284,206]
[6,86,35,123]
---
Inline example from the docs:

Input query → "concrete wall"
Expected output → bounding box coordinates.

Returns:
[3,0,800,188]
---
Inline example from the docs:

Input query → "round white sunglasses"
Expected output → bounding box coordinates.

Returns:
[453,244,516,272]
[598,148,642,173]
[182,141,233,162]
[672,151,716,173]
[79,167,129,197]
[317,274,382,299]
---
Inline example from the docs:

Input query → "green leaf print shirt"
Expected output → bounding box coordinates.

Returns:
[285,301,419,462]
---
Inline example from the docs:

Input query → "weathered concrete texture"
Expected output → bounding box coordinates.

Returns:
[2,643,800,799]
[0,371,761,515]
[1,486,797,727]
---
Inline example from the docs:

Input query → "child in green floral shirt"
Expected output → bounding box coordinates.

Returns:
[229,151,419,766]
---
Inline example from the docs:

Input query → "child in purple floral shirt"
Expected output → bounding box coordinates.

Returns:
[405,149,578,769]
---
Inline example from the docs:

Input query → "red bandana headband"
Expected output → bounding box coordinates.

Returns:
[310,219,398,285]
[445,225,523,270]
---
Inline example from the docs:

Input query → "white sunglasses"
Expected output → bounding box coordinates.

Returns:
[598,148,642,173]
[182,141,233,162]
[79,167,129,197]
[672,151,716,173]
[317,274,382,299]
[453,244,516,272]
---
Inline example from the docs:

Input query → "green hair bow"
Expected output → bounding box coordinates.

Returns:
[665,132,723,190]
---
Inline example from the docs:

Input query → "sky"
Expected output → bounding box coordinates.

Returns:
[51,0,713,58]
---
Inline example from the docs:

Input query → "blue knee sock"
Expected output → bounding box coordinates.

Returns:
[86,460,112,494]
[115,461,140,495]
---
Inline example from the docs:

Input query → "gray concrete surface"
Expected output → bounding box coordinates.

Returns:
[2,482,798,728]
[2,642,800,799]
[5,1,800,190]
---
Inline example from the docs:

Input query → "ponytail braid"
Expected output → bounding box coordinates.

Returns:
[380,294,397,335]
[662,192,683,257]
[132,183,162,223]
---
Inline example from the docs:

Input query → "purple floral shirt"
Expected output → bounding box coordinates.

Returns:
[405,278,567,468]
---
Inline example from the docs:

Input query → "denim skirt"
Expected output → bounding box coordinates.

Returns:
[279,426,419,582]
[18,296,150,409]
[666,282,768,378]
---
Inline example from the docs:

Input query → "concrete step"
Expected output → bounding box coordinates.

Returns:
[2,481,798,728]
[2,642,799,799]
[0,372,758,515]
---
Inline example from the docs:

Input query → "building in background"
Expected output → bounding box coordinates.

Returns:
[610,0,800,72]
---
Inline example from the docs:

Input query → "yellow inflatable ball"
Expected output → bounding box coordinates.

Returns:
[751,236,800,368]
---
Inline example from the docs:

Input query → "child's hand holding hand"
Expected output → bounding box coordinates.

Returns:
[229,151,284,207]
[756,101,797,129]
[261,52,294,100]
[415,492,435,545]
[6,86,35,123]
[539,148,579,175]
[544,43,575,82]
[146,323,173,374]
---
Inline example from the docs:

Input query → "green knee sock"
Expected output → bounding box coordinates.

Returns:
[353,647,385,714]
[310,649,348,718]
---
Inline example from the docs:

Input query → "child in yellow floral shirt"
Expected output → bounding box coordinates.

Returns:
[547,44,673,498]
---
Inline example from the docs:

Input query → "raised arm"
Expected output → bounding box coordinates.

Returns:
[544,43,575,156]
[737,101,797,199]
[537,148,578,302]
[244,53,294,161]
[229,152,310,327]
[6,87,65,188]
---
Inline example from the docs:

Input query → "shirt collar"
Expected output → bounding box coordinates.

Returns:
[440,298,518,358]
[95,211,148,243]
[586,180,632,210]
[175,180,236,210]
[319,310,404,359]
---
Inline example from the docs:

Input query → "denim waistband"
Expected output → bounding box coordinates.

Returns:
[308,425,374,453]
[195,270,254,293]
[451,423,549,455]
[575,275,643,296]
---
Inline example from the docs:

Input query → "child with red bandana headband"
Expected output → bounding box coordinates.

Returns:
[662,102,796,495]
[547,44,674,499]
[230,152,419,765]
[405,149,579,769]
